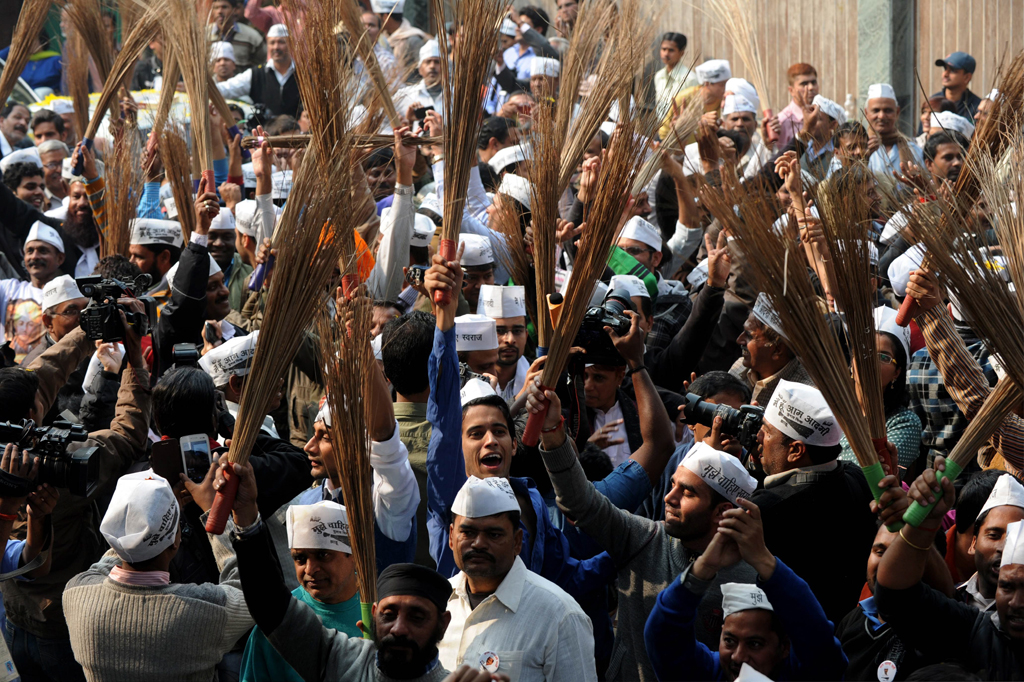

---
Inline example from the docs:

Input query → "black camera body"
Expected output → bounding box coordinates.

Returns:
[573,288,634,366]
[0,420,98,497]
[245,103,269,132]
[682,392,764,455]
[77,275,154,342]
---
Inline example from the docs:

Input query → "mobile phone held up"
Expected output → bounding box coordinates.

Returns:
[414,106,435,121]
[180,434,213,484]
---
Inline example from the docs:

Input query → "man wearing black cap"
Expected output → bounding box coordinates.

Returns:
[931,51,981,122]
[225,461,454,682]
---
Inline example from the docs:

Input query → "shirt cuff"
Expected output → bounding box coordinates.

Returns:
[191,233,209,247]
[394,183,414,196]
[519,22,531,33]
[680,562,713,595]
[371,419,402,457]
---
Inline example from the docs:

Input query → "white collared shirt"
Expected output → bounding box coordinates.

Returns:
[226,400,278,439]
[959,573,996,612]
[440,556,597,682]
[593,401,631,468]
[868,139,924,177]
[216,60,297,101]
[499,355,530,403]
[394,79,445,119]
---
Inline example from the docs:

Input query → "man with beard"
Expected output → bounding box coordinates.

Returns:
[3,161,46,210]
[0,223,65,363]
[439,476,597,681]
[922,130,966,186]
[50,147,106,277]
[128,218,183,313]
[478,285,530,402]
[217,24,299,118]
[226,460,453,682]
[956,475,1024,612]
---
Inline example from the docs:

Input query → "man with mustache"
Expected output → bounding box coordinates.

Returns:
[217,24,300,118]
[0,103,32,158]
[477,285,530,403]
[47,144,108,279]
[0,223,65,363]
[395,40,445,125]
[955,475,1024,613]
[440,475,597,681]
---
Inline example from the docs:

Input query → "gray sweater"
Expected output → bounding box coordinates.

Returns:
[540,437,756,682]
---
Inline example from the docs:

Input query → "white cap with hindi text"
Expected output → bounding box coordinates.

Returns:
[887,245,926,297]
[687,258,710,289]
[721,582,774,619]
[455,314,498,351]
[199,330,259,387]
[50,99,75,115]
[930,111,975,139]
[130,218,184,248]
[752,292,785,340]
[867,83,896,102]
[287,501,351,553]
[722,94,757,117]
[725,78,758,109]
[460,378,497,406]
[530,57,560,78]
[609,274,649,300]
[479,284,527,319]
[452,475,519,519]
[681,442,757,501]
[813,95,846,123]
[764,380,841,447]
[234,200,258,237]
[42,275,83,311]
[980,474,1024,518]
[25,222,63,253]
[419,39,440,65]
[410,213,436,247]
[489,145,530,174]
[620,216,662,251]
[100,470,180,564]
[0,146,41,175]
[873,306,911,361]
[460,233,494,267]
[497,173,532,210]
[695,59,731,84]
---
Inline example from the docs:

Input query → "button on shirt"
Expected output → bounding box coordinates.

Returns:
[593,401,631,468]
[440,556,598,682]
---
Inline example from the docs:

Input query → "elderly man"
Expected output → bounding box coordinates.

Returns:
[211,40,238,82]
[355,12,398,79]
[751,380,877,625]
[49,145,107,278]
[478,285,530,402]
[529,57,559,98]
[372,0,431,84]
[440,476,597,681]
[457,234,494,313]
[865,83,925,178]
[0,223,65,362]
[645,497,847,681]
[199,331,281,438]
[730,293,812,406]
[18,274,88,367]
[217,24,300,118]
[208,0,266,72]
[395,40,445,122]
[37,140,68,210]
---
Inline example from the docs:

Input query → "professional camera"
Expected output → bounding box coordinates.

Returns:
[573,288,634,366]
[0,420,98,497]
[245,103,270,132]
[682,392,764,455]
[77,275,155,343]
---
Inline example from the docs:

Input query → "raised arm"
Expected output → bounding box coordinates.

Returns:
[367,128,416,302]
[25,326,93,414]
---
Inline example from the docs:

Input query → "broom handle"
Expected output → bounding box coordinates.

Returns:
[360,603,373,640]
[895,295,920,327]
[522,388,552,447]
[249,255,274,291]
[763,108,778,145]
[205,463,240,534]
[902,459,963,528]
[341,274,359,298]
[862,447,902,532]
[433,239,456,305]
[71,138,94,177]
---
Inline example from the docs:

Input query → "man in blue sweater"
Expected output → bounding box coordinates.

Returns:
[644,496,848,681]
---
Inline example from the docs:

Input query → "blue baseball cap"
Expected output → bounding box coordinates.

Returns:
[935,51,976,74]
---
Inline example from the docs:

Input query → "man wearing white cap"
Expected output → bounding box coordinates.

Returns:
[199,331,281,438]
[718,87,772,180]
[660,59,731,140]
[395,39,445,123]
[208,0,266,72]
[529,57,559,97]
[732,293,813,406]
[18,273,88,366]
[864,83,925,178]
[927,110,974,140]
[46,141,107,279]
[646,491,847,681]
[371,0,431,84]
[0,223,65,362]
[876,464,1024,679]
[129,218,184,299]
[454,313,499,378]
[211,40,238,82]
[478,284,530,402]
[458,234,495,313]
[440,476,598,681]
[64,471,255,680]
[752,379,877,624]
[217,24,300,118]
[795,95,845,180]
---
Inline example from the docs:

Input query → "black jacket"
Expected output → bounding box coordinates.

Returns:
[250,64,301,118]
[836,601,931,680]
[0,183,70,280]
[646,283,725,393]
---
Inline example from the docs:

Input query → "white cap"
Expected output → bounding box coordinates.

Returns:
[735,663,774,682]
[460,377,497,406]
[286,501,351,553]
[489,145,530,174]
[370,0,404,12]
[100,470,180,563]
[166,254,222,290]
[25,222,63,252]
[764,380,841,447]
[686,259,710,289]
[609,274,649,300]
[49,99,75,115]
[681,442,757,501]
[530,57,560,78]
[455,314,498,351]
[130,218,184,248]
[879,210,909,246]
[314,398,332,427]
[0,146,41,175]
[209,206,236,232]
[242,163,257,189]
[418,192,442,219]
[372,334,383,361]
[721,582,774,619]
[234,200,258,237]
[752,292,785,339]
[460,233,494,267]
[887,245,926,297]
[930,111,975,139]
[873,306,911,360]
[210,41,236,63]
[813,95,846,123]
[410,213,436,247]
[419,39,441,64]
[199,330,259,387]
[722,94,757,116]
[724,78,759,108]
[452,475,519,519]
[479,284,526,319]
[695,59,731,84]
[500,18,518,36]
[619,216,662,251]
[271,170,292,199]
[497,173,532,210]
[1002,520,1024,568]
[42,274,84,311]
[267,24,289,38]
[979,474,1024,519]
[867,83,896,102]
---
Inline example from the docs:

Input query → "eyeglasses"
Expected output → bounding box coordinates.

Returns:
[42,161,62,170]
[621,246,654,257]
[52,306,82,318]
[878,351,897,366]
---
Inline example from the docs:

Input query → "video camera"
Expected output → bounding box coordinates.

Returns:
[573,288,634,366]
[245,103,270,132]
[0,420,98,497]
[682,393,764,455]
[77,275,155,343]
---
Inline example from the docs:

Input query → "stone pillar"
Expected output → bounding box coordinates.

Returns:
[858,0,916,134]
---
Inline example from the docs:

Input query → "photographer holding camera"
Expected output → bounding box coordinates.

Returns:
[0,444,59,581]
[0,296,150,680]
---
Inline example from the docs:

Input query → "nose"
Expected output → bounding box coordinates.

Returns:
[303,435,318,456]
[732,643,752,666]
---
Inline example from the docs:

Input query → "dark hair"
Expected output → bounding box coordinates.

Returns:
[153,366,216,438]
[879,331,908,417]
[0,103,29,119]
[30,109,65,135]
[905,664,981,681]
[461,394,516,436]
[689,370,751,403]
[661,32,687,51]
[363,146,394,170]
[478,162,500,193]
[924,131,969,161]
[265,114,299,136]
[779,432,842,465]
[579,446,613,481]
[94,253,142,281]
[956,470,1007,534]
[0,368,40,420]
[380,311,434,396]
[833,120,868,146]
[478,116,518,150]
[409,245,429,265]
[519,6,550,35]
[3,162,44,192]
[144,244,182,269]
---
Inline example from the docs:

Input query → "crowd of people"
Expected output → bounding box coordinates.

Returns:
[0,0,1021,680]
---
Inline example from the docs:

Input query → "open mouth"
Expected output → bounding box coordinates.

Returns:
[479,452,503,470]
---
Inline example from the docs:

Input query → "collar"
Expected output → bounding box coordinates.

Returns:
[750,357,801,389]
[595,401,623,421]
[782,100,804,118]
[806,139,834,161]
[268,59,296,78]
[393,401,429,418]
[453,555,528,613]
[959,573,996,612]
[764,459,838,487]
[110,565,171,586]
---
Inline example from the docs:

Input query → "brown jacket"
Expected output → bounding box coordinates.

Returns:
[1,328,152,638]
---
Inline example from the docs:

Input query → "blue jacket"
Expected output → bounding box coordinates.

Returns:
[644,558,848,681]
[0,48,62,94]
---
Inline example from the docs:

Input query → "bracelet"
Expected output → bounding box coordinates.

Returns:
[899,526,931,551]
[541,416,564,433]
[0,512,17,522]
[627,364,647,377]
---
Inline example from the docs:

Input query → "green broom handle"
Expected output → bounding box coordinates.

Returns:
[861,461,902,532]
[903,459,964,527]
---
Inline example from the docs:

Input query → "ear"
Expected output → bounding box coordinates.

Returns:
[786,439,806,464]
[711,500,734,523]
[439,610,452,637]
[55,251,65,267]
[968,534,977,556]
[651,250,663,269]
[157,249,171,269]
[227,373,243,395]
[513,527,524,556]
[448,523,456,551]
[41,313,54,335]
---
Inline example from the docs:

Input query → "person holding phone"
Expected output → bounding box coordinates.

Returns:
[395,40,446,125]
[199,330,281,438]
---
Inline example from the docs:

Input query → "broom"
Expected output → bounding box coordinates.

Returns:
[0,0,54,107]
[206,143,357,534]
[489,197,538,329]
[240,134,440,150]
[64,0,115,95]
[333,0,401,129]
[103,118,144,257]
[149,48,180,146]
[528,88,560,352]
[632,82,702,195]
[553,0,616,147]
[65,33,92,142]
[429,0,506,307]
[159,122,197,240]
[207,72,248,158]
[315,293,377,636]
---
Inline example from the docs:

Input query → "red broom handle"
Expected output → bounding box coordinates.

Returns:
[205,464,239,534]
[763,108,778,144]
[341,274,359,298]
[433,239,456,306]
[522,388,551,447]
[202,169,216,190]
[872,438,897,480]
[895,295,919,327]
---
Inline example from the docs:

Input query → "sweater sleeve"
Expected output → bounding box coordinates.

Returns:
[136,182,163,219]
[643,567,722,681]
